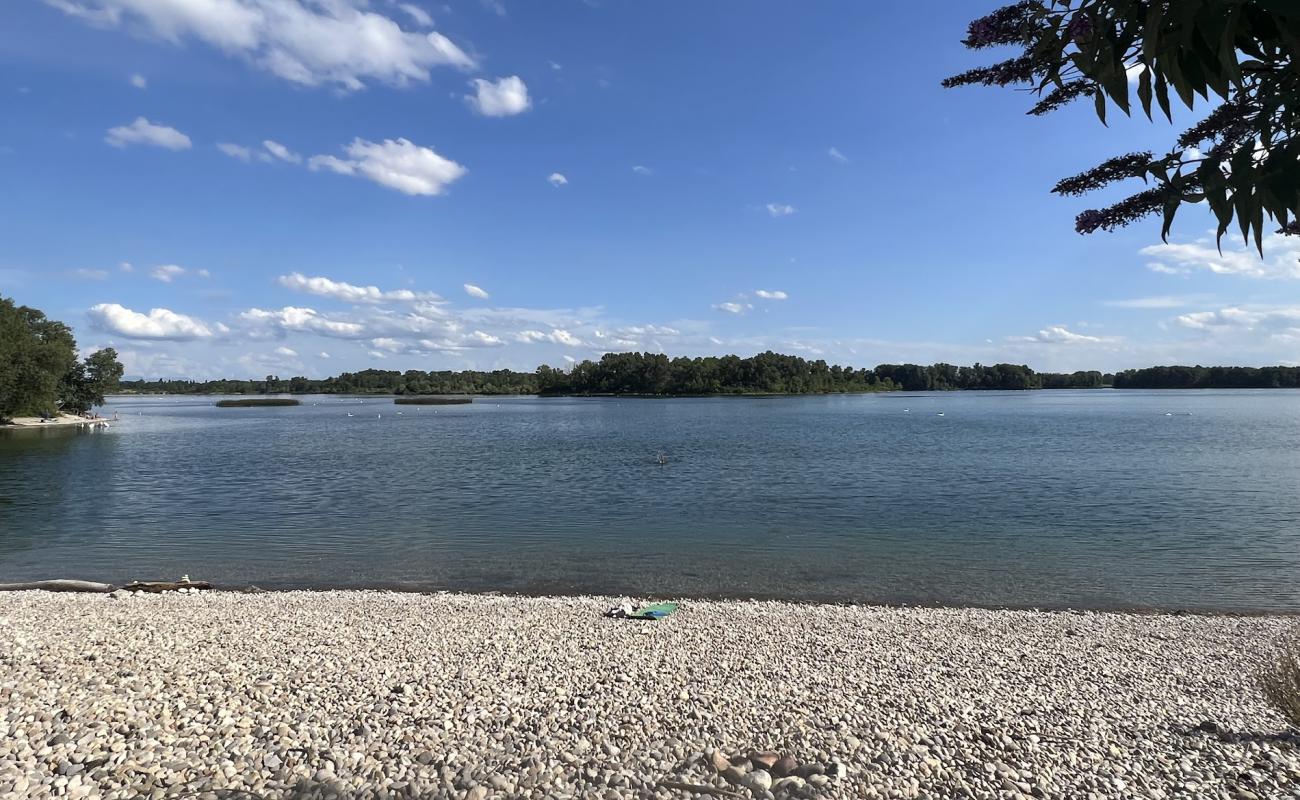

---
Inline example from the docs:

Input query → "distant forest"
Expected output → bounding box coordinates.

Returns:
[117,353,1300,396]
[118,351,1112,396]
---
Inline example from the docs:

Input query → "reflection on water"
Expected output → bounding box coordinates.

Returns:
[2,390,1299,611]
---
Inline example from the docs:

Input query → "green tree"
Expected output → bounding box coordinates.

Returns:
[945,1,1300,250]
[60,348,124,414]
[0,297,78,421]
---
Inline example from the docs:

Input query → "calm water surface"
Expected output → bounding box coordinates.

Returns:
[2,391,1298,611]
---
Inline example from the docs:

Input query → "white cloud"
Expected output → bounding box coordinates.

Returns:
[548,329,582,346]
[547,172,568,187]
[828,146,847,162]
[88,303,214,340]
[262,139,301,164]
[766,203,796,217]
[73,268,109,280]
[274,345,298,356]
[562,355,576,364]
[118,261,133,272]
[1010,326,1114,345]
[463,283,490,300]
[549,60,562,71]
[397,2,432,27]
[308,137,466,196]
[278,272,442,304]
[318,351,331,359]
[754,289,788,300]
[370,337,405,352]
[47,0,475,90]
[130,73,147,89]
[1141,233,1300,280]
[105,117,191,150]
[715,302,751,314]
[465,75,531,117]
[240,306,367,338]
[632,165,652,175]
[196,268,211,278]
[217,142,253,162]
[515,330,546,343]
[1104,295,1201,309]
[1176,306,1300,338]
[150,264,186,282]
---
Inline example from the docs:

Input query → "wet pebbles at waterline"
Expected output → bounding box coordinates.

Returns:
[1,591,1298,799]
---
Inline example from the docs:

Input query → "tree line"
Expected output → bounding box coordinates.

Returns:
[1113,366,1300,390]
[0,297,124,423]
[118,352,1111,397]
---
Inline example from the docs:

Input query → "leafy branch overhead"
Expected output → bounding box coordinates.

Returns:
[944,0,1300,253]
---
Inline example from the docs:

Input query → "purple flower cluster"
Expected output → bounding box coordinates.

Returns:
[1074,187,1170,234]
[1053,152,1155,196]
[962,2,1038,49]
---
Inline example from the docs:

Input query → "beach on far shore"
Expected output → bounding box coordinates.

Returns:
[1,413,111,429]
[1,591,1297,800]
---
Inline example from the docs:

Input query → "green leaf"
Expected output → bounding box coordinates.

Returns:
[1094,88,1108,125]
[1154,71,1172,120]
[1136,65,1153,119]
[1160,193,1180,241]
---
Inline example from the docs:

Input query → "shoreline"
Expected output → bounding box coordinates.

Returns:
[4,581,1298,616]
[0,412,111,429]
[1,591,1296,799]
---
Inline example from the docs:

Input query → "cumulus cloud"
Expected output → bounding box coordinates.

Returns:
[463,283,490,300]
[150,264,186,282]
[262,139,301,164]
[88,303,214,340]
[46,0,475,90]
[130,73,146,88]
[715,302,752,314]
[547,172,568,187]
[766,203,796,217]
[754,289,788,300]
[548,329,582,346]
[1010,326,1114,345]
[1141,233,1300,280]
[274,346,298,356]
[828,146,847,162]
[465,76,531,116]
[278,272,441,304]
[105,117,191,150]
[1176,306,1300,338]
[118,261,133,272]
[308,137,466,196]
[515,330,546,343]
[631,165,652,175]
[217,142,253,162]
[73,268,109,280]
[240,306,367,338]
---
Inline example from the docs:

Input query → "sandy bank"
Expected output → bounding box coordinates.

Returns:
[0,592,1297,799]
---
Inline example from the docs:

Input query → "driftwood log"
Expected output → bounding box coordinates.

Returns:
[121,581,214,593]
[0,580,114,593]
[0,579,215,593]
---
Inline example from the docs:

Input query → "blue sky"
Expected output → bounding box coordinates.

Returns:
[2,0,1298,379]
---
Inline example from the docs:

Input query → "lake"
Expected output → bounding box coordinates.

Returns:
[2,390,1299,611]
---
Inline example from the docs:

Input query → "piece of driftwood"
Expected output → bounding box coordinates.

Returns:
[657,781,746,799]
[122,580,214,593]
[0,580,114,593]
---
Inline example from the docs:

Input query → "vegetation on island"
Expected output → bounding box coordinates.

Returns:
[0,296,123,423]
[947,1,1300,247]
[214,398,302,408]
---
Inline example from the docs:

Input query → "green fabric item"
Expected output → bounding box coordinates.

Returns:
[629,601,679,620]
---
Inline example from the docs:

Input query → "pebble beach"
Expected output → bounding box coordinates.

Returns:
[1,591,1298,800]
